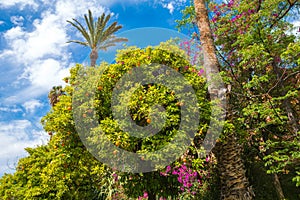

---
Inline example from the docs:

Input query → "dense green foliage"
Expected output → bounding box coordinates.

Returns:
[0,43,214,199]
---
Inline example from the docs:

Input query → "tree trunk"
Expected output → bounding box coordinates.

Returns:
[214,135,254,200]
[273,173,285,200]
[90,48,98,67]
[193,0,254,199]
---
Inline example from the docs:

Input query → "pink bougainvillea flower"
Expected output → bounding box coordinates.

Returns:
[228,0,234,7]
[248,9,255,14]
[198,69,204,76]
[143,192,148,198]
[160,172,166,176]
[166,165,171,173]
[112,173,118,181]
[206,156,210,162]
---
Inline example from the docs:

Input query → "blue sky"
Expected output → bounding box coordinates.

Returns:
[0,0,192,176]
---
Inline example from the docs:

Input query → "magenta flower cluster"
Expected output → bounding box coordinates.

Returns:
[160,164,201,195]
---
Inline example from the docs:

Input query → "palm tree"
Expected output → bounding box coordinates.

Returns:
[67,10,128,67]
[48,86,64,107]
[193,0,254,199]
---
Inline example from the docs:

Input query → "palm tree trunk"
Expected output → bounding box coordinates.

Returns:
[90,48,98,67]
[214,134,254,200]
[193,0,254,199]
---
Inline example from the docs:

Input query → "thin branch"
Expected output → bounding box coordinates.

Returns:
[267,68,286,95]
[283,70,300,81]
[270,1,296,29]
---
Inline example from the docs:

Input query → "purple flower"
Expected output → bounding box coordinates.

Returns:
[197,69,204,76]
[178,176,183,183]
[166,165,171,173]
[183,41,189,46]
[143,192,148,198]
[228,0,234,7]
[112,173,118,181]
[248,9,255,14]
[206,156,210,162]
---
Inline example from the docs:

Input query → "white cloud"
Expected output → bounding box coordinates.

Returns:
[22,99,43,113]
[22,58,70,89]
[0,0,38,10]
[10,16,24,26]
[3,26,25,40]
[0,107,22,113]
[0,120,48,175]
[164,2,175,14]
[0,0,109,104]
[157,0,187,14]
[0,21,4,25]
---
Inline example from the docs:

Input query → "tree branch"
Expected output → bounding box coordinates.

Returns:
[270,1,297,29]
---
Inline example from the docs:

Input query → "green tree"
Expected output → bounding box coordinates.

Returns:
[67,10,128,67]
[72,43,211,199]
[177,0,300,199]
[0,43,212,199]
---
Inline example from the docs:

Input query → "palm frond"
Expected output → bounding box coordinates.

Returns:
[84,10,95,46]
[99,36,127,51]
[67,10,128,66]
[100,23,123,43]
[66,40,89,46]
[67,19,92,47]
[95,13,112,44]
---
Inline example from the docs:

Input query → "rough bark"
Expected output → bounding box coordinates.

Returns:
[214,135,254,200]
[193,0,254,199]
[90,48,98,67]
